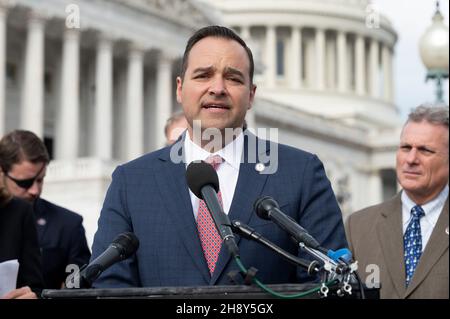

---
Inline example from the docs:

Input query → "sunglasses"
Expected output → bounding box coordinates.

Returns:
[5,165,45,189]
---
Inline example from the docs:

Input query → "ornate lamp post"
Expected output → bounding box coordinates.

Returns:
[419,1,449,103]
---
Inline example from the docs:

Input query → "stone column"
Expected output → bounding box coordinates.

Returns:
[55,28,80,160]
[126,45,144,159]
[95,35,113,160]
[155,52,173,149]
[265,25,276,89]
[337,31,347,92]
[369,170,383,205]
[390,49,395,104]
[291,26,302,89]
[326,36,336,89]
[369,38,379,98]
[382,44,393,103]
[240,25,256,129]
[355,34,366,95]
[0,3,7,135]
[240,25,250,42]
[305,38,315,88]
[21,12,45,137]
[315,28,325,90]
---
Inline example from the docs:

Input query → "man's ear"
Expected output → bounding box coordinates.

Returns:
[176,77,183,104]
[248,84,257,110]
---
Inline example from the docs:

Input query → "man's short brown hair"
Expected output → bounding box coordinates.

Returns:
[0,130,50,174]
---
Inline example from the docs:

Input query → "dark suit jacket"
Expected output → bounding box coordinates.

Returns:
[346,193,449,299]
[0,197,43,292]
[34,198,91,289]
[91,132,348,288]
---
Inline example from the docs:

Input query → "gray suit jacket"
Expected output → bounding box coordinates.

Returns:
[346,193,449,299]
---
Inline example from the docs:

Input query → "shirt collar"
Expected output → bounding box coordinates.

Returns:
[184,130,244,170]
[401,184,449,217]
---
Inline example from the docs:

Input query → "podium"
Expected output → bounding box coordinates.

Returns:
[42,283,378,299]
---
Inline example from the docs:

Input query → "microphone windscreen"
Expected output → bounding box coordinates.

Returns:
[254,196,279,220]
[112,232,140,259]
[186,161,220,199]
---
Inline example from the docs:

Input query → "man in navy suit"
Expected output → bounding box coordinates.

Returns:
[91,25,347,288]
[0,130,91,289]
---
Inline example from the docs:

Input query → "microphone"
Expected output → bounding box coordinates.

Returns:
[231,220,320,275]
[185,161,240,258]
[254,196,324,252]
[255,197,360,296]
[80,232,139,287]
[254,196,353,267]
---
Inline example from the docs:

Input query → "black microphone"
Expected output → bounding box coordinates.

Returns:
[186,161,239,258]
[80,232,139,287]
[254,196,324,252]
[231,220,320,276]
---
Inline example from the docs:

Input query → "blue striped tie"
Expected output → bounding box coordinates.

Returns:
[403,205,425,286]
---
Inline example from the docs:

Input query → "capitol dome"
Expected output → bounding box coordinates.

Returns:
[200,0,399,130]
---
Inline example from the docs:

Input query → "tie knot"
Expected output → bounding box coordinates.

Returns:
[411,205,425,219]
[205,155,223,171]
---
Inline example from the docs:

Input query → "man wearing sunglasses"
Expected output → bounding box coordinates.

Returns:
[0,130,91,291]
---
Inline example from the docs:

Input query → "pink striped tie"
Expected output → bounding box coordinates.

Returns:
[196,155,223,275]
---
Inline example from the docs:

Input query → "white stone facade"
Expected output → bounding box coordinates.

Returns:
[1,0,402,247]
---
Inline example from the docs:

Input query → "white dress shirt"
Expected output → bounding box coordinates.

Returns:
[184,130,244,220]
[402,184,449,251]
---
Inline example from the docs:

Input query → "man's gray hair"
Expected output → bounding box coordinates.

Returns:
[406,103,449,128]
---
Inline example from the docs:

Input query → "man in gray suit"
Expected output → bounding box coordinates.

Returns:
[347,104,449,299]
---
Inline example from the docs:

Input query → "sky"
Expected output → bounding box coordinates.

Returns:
[373,0,449,119]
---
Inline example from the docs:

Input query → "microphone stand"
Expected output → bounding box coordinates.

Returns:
[297,242,358,297]
[231,220,356,298]
[231,220,321,276]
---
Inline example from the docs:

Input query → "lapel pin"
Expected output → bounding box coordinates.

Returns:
[37,218,46,226]
[445,227,449,235]
[255,163,265,173]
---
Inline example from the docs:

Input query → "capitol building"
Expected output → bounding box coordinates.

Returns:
[0,0,402,246]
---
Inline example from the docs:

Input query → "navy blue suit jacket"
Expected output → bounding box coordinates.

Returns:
[34,198,91,288]
[91,133,347,287]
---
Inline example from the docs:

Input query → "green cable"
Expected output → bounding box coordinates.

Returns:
[234,257,337,299]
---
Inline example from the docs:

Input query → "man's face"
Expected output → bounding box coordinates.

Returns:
[396,121,449,204]
[176,36,256,137]
[2,160,46,202]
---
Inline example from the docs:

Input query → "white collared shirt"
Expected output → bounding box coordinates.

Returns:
[184,130,244,219]
[402,184,449,251]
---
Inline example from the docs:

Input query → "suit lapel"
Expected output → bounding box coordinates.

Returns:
[211,133,270,284]
[155,143,211,283]
[405,198,449,297]
[376,194,407,297]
